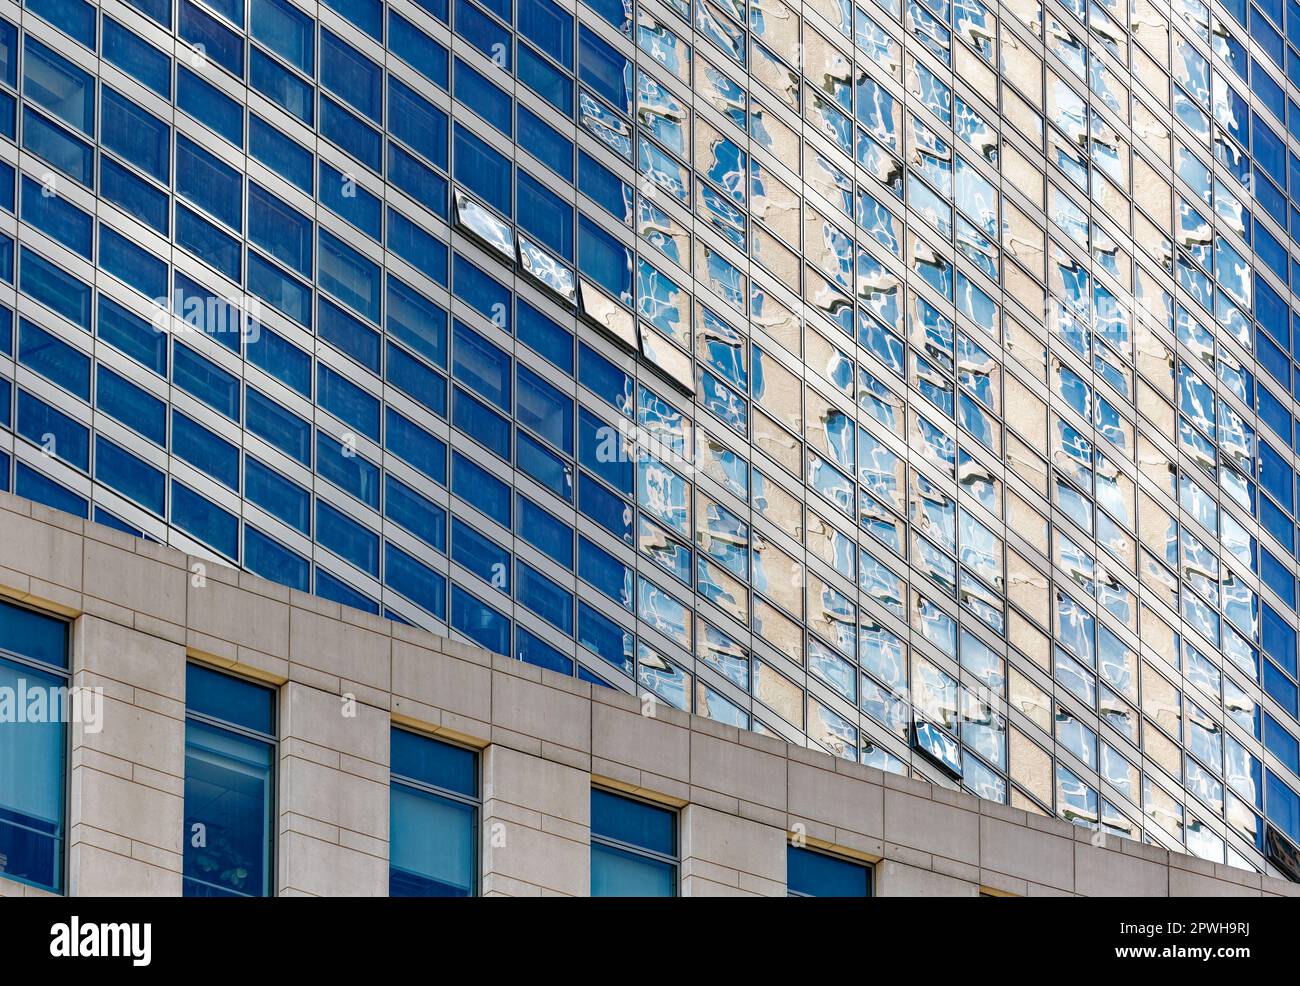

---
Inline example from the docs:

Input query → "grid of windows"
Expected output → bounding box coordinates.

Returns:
[1,0,1300,879]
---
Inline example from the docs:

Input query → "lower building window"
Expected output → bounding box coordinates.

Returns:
[590,789,677,896]
[389,729,479,896]
[0,599,70,894]
[183,664,277,897]
[787,845,873,897]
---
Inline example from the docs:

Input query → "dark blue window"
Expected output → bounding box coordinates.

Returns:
[517,171,573,259]
[21,107,94,186]
[450,583,510,654]
[99,158,170,234]
[580,472,633,542]
[316,498,380,575]
[519,0,573,66]
[454,0,512,69]
[386,408,447,484]
[453,319,511,409]
[453,123,511,215]
[184,665,276,896]
[24,37,94,135]
[578,214,632,300]
[386,342,447,417]
[315,567,378,612]
[387,208,448,286]
[318,228,381,322]
[175,205,242,281]
[171,480,239,559]
[453,256,511,330]
[321,28,382,122]
[319,95,382,171]
[518,300,574,374]
[319,299,381,371]
[247,327,311,396]
[787,846,872,896]
[518,495,574,568]
[100,87,171,183]
[319,161,382,240]
[317,430,381,507]
[385,543,447,619]
[180,0,245,77]
[453,388,511,459]
[318,362,380,439]
[97,364,166,446]
[20,177,92,258]
[454,57,512,135]
[245,527,310,591]
[516,561,573,633]
[173,410,241,490]
[323,0,383,38]
[389,12,449,89]
[246,388,311,466]
[247,252,313,328]
[451,450,509,526]
[248,183,312,277]
[387,275,447,366]
[174,343,241,420]
[0,598,69,893]
[578,25,630,111]
[177,66,244,146]
[103,18,171,97]
[100,225,168,300]
[95,436,166,515]
[249,47,314,124]
[517,365,573,453]
[250,115,313,193]
[591,789,677,896]
[518,105,574,181]
[518,42,573,115]
[245,456,311,534]
[18,319,89,398]
[387,141,449,218]
[177,135,243,230]
[15,461,87,517]
[579,536,632,608]
[98,296,167,374]
[20,248,90,330]
[516,626,573,674]
[390,728,483,900]
[17,390,89,471]
[27,0,96,47]
[388,76,449,168]
[252,0,315,71]
[385,474,446,550]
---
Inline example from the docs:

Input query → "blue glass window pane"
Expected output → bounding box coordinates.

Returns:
[315,566,378,612]
[518,105,574,180]
[183,716,274,896]
[20,107,93,185]
[250,115,313,194]
[387,141,449,218]
[390,12,449,89]
[20,176,93,258]
[245,526,310,591]
[103,17,171,97]
[0,652,65,892]
[177,66,244,146]
[518,495,574,568]
[519,0,573,67]
[100,225,168,300]
[321,28,382,122]
[94,435,166,515]
[97,296,167,375]
[318,228,381,322]
[384,474,446,550]
[787,846,871,896]
[518,43,573,115]
[386,342,447,417]
[317,362,380,439]
[323,0,383,38]
[174,343,240,420]
[454,57,512,135]
[101,88,170,182]
[179,0,245,77]
[385,542,447,619]
[517,171,573,259]
[27,0,95,47]
[18,319,89,397]
[16,390,89,471]
[246,389,311,468]
[319,160,382,240]
[387,275,448,367]
[247,252,313,328]
[453,123,511,214]
[317,430,380,508]
[96,364,166,446]
[24,37,94,135]
[319,298,381,371]
[15,461,87,517]
[0,595,69,668]
[247,327,311,396]
[171,480,239,559]
[450,583,510,654]
[252,0,315,71]
[319,95,382,171]
[19,248,91,329]
[388,76,449,168]
[451,450,509,526]
[177,135,243,230]
[99,158,170,234]
[386,208,448,286]
[173,410,241,490]
[245,456,311,534]
[316,498,380,575]
[249,48,314,124]
[174,205,242,281]
[517,300,573,374]
[453,320,511,409]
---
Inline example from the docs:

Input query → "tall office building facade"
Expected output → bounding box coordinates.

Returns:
[0,0,1298,883]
